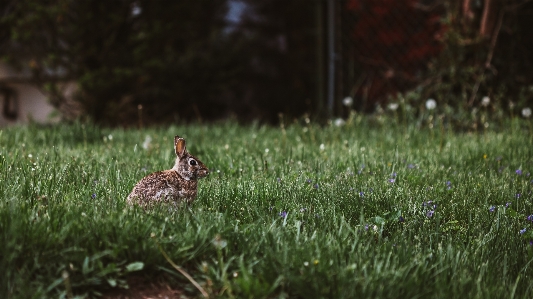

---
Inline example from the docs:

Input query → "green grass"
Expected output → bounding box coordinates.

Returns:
[1,119,533,298]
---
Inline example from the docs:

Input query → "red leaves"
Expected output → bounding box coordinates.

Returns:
[346,0,446,103]
[347,0,444,72]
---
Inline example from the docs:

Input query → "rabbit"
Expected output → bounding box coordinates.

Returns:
[127,135,209,206]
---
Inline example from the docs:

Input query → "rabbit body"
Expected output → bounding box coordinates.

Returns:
[127,135,208,206]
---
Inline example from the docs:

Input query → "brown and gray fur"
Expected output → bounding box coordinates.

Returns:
[127,135,208,206]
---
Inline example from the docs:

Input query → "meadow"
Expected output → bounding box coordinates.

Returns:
[1,117,533,298]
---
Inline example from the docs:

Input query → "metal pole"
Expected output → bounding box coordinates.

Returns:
[327,0,335,116]
[316,0,324,116]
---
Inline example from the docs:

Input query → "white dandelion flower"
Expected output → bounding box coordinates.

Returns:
[426,99,437,110]
[342,96,353,107]
[388,102,399,111]
[522,107,532,118]
[334,118,345,127]
[481,96,490,107]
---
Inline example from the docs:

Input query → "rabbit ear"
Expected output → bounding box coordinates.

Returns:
[174,136,187,158]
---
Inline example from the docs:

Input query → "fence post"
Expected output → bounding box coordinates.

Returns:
[327,0,335,117]
[316,0,325,117]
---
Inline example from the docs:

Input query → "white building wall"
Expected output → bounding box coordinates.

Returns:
[0,63,59,126]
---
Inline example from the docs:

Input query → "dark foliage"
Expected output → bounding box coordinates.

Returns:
[1,0,532,125]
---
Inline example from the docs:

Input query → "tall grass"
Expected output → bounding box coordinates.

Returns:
[1,119,532,298]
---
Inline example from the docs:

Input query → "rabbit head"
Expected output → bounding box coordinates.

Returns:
[172,135,209,180]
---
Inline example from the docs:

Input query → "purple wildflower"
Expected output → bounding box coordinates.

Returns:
[91,193,96,199]
[489,206,495,212]
[306,179,312,184]
[364,224,369,231]
[527,215,533,222]
[279,211,287,218]
[505,202,511,208]
[399,216,405,223]
[520,228,527,234]
[407,164,415,169]
[388,178,395,183]
[276,177,281,183]
[392,172,397,178]
[516,193,521,198]
[426,210,435,218]
[359,191,364,197]
[516,169,523,175]
[313,183,319,189]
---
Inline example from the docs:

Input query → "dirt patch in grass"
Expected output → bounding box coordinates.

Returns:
[101,276,187,299]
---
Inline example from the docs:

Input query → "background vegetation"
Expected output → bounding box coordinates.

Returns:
[1,118,533,298]
[1,0,532,125]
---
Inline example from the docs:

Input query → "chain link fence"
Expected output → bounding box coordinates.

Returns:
[323,0,533,116]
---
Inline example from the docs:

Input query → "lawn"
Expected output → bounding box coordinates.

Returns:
[1,119,533,298]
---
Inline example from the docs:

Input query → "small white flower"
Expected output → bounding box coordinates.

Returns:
[522,107,532,118]
[481,96,490,107]
[342,96,353,107]
[387,102,399,111]
[426,99,437,110]
[212,235,227,249]
[304,261,309,267]
[142,135,152,150]
[108,134,113,141]
[319,144,325,151]
[334,118,345,127]
[28,154,33,158]
[131,2,142,16]
[265,148,269,153]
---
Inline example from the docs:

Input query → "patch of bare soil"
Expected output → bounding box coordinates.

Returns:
[101,276,188,299]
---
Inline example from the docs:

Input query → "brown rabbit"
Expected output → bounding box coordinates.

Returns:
[127,135,209,206]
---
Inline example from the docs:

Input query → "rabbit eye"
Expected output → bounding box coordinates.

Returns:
[189,159,197,166]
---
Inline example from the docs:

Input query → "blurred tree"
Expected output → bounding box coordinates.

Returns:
[230,0,323,122]
[0,0,235,125]
[344,0,533,114]
[0,0,325,125]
